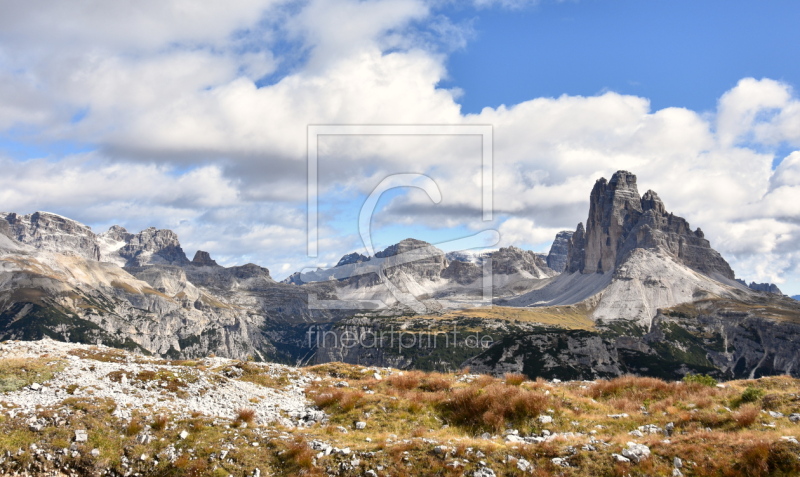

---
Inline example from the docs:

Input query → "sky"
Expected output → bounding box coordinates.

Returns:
[1,0,800,293]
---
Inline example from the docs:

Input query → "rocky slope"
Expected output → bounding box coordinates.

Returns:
[7,339,800,477]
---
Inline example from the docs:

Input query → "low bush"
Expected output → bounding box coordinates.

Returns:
[440,381,549,432]
[683,373,718,387]
[504,373,527,386]
[310,388,364,412]
[733,403,760,428]
[235,407,256,425]
[740,386,765,404]
[151,414,168,431]
[387,371,422,390]
[588,375,672,402]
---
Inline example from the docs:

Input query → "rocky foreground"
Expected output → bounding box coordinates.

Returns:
[1,340,800,476]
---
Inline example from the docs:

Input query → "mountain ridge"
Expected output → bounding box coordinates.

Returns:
[3,170,800,381]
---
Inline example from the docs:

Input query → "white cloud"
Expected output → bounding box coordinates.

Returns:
[0,0,285,52]
[716,77,792,147]
[1,1,800,288]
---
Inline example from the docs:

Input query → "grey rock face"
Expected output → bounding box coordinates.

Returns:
[192,250,219,267]
[0,219,12,239]
[465,293,800,380]
[102,225,133,243]
[565,171,735,280]
[118,227,190,267]
[546,231,573,273]
[374,238,447,279]
[0,211,101,261]
[489,246,554,278]
[441,260,482,285]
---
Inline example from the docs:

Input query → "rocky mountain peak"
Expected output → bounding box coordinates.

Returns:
[102,225,133,242]
[0,211,101,261]
[336,252,370,267]
[641,190,666,214]
[579,171,644,274]
[118,227,189,267]
[565,170,735,280]
[374,238,433,258]
[192,250,219,267]
[738,280,784,295]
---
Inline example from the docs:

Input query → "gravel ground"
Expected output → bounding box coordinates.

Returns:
[0,338,319,427]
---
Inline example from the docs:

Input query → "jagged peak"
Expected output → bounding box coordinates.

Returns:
[641,189,666,214]
[105,225,129,234]
[192,250,219,267]
[564,170,735,280]
[608,170,638,187]
[336,252,370,267]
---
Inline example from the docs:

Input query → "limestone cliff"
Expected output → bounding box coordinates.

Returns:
[564,171,735,280]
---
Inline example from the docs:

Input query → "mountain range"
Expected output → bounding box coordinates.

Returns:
[2,170,799,380]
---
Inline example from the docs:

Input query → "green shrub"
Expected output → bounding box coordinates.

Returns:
[740,387,765,403]
[683,373,718,387]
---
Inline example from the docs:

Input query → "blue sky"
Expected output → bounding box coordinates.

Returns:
[443,0,800,115]
[1,0,800,293]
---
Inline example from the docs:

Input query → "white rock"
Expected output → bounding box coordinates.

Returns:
[537,415,553,424]
[74,430,88,443]
[516,458,532,472]
[355,421,366,430]
[179,430,189,440]
[473,467,496,477]
[622,442,650,463]
[612,453,630,463]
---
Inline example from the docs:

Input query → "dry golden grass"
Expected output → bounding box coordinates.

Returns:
[5,354,800,477]
[733,403,761,428]
[504,373,527,386]
[415,304,596,330]
[441,380,551,432]
[235,407,257,425]
[0,357,65,392]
